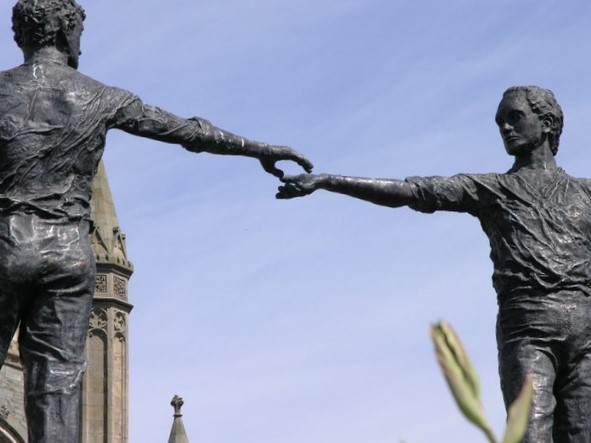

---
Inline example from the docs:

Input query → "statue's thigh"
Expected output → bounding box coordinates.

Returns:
[553,353,591,441]
[499,339,557,443]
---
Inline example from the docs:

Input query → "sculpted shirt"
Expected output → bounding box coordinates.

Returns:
[0,58,233,222]
[406,168,591,298]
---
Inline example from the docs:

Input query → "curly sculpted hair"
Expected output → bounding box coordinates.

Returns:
[12,0,85,50]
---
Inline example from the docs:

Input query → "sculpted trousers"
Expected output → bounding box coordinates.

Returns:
[497,291,591,443]
[0,214,95,443]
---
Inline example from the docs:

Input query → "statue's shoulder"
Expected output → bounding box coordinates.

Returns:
[0,65,26,84]
[552,167,587,183]
[565,171,591,188]
[54,69,136,108]
[456,171,505,185]
[75,69,135,96]
[0,64,106,93]
[61,68,109,91]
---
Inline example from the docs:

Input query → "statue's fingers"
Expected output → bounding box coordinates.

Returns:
[276,185,293,199]
[295,155,314,173]
[280,174,299,184]
[275,148,313,173]
[260,159,284,178]
[276,183,302,199]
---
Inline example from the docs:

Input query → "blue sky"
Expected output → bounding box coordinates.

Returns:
[3,1,591,442]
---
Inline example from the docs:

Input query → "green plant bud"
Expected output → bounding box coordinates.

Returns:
[431,321,496,443]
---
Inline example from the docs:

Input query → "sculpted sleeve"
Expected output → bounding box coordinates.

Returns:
[405,174,483,215]
[108,89,252,153]
[108,90,204,145]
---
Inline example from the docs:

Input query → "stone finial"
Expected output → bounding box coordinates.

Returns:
[168,395,190,443]
[171,395,184,417]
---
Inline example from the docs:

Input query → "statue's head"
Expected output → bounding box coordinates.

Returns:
[500,86,563,156]
[12,0,86,69]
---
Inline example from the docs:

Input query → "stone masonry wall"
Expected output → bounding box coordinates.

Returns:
[0,363,26,441]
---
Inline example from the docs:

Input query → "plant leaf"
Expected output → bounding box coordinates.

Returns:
[502,374,534,443]
[430,321,496,442]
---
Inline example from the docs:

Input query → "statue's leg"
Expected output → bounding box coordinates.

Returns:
[552,356,591,442]
[552,294,591,442]
[18,220,95,443]
[0,221,23,368]
[498,340,556,443]
[496,297,560,443]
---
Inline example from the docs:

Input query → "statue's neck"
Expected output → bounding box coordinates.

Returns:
[510,144,557,173]
[24,47,69,66]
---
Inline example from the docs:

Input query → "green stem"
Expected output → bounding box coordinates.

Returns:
[483,427,498,443]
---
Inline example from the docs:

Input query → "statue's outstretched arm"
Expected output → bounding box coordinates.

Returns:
[276,173,414,208]
[113,101,313,178]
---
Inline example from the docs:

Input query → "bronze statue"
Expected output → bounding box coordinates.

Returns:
[0,0,312,441]
[278,86,591,442]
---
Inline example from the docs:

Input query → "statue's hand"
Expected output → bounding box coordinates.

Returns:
[260,145,314,178]
[276,173,322,199]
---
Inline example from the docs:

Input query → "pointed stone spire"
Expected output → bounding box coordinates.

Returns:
[90,160,133,272]
[168,395,190,443]
[80,160,134,443]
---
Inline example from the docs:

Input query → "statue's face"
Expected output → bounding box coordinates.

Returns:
[495,91,548,157]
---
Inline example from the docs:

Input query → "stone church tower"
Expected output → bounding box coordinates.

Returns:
[0,335,26,443]
[81,160,134,443]
[0,161,133,443]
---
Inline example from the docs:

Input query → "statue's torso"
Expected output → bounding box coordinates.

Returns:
[0,60,131,221]
[408,169,591,297]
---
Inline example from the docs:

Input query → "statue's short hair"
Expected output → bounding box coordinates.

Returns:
[12,0,85,51]
[502,86,564,156]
